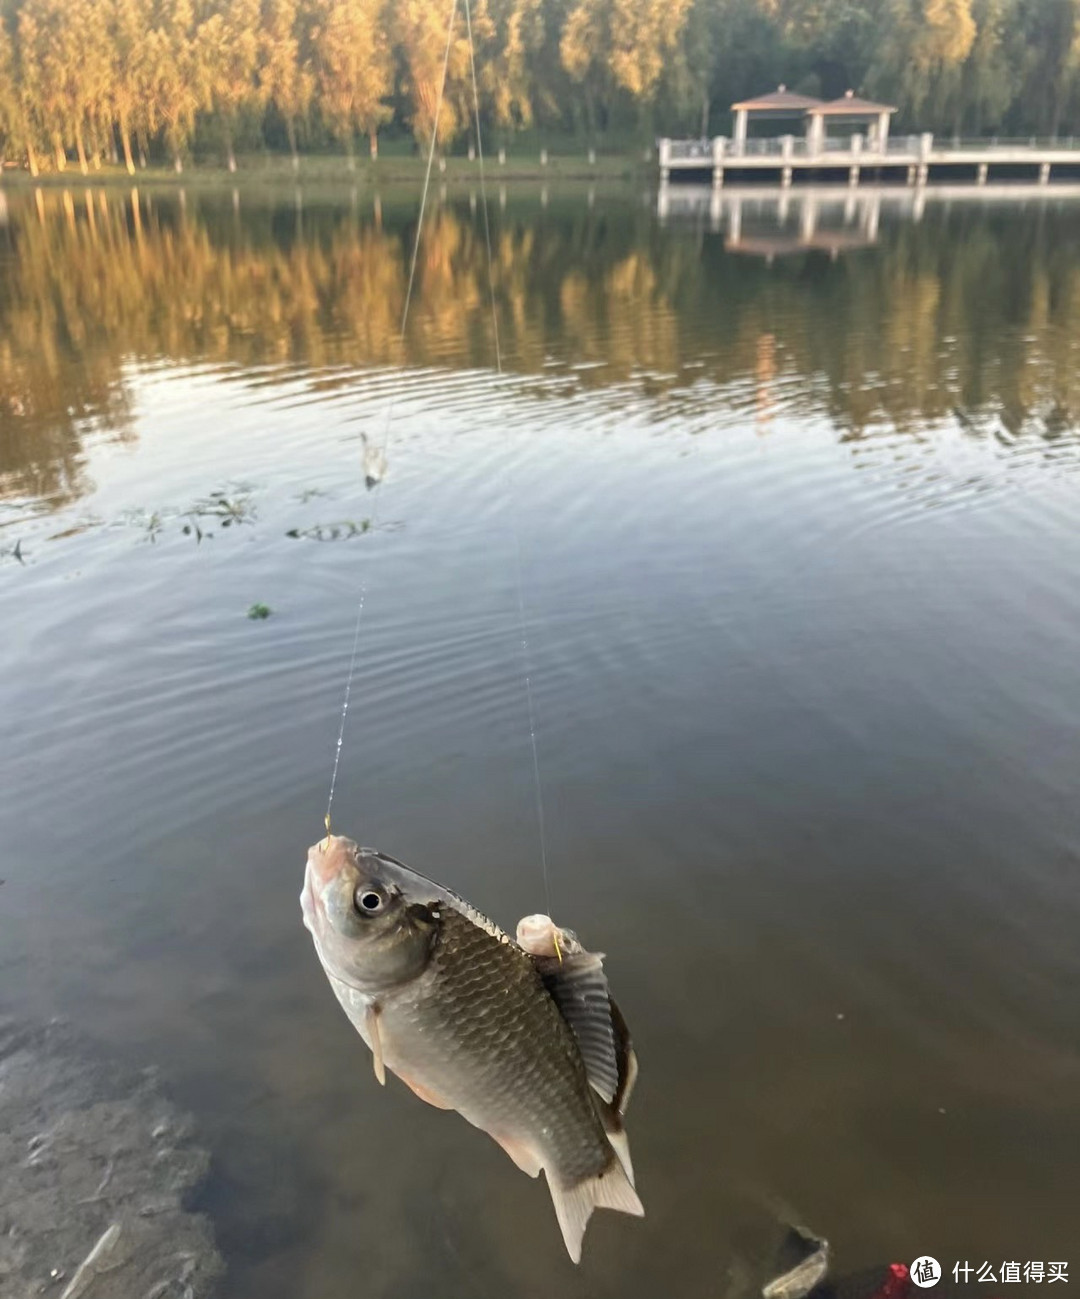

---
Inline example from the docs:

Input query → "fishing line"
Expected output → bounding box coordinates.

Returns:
[463,0,553,917]
[324,0,459,839]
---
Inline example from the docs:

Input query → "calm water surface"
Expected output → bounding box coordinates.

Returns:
[1,183,1079,1296]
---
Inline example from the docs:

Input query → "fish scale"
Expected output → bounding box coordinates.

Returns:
[368,908,612,1190]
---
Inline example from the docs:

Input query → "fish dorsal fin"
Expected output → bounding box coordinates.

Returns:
[537,952,619,1105]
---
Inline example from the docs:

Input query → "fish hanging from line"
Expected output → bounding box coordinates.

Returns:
[301,835,643,1262]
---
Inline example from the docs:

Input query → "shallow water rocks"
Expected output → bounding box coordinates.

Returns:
[0,1020,223,1299]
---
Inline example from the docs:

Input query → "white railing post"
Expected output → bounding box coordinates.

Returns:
[711,135,725,188]
[917,133,933,184]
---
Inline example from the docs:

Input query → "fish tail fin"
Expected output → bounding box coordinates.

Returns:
[547,1151,644,1264]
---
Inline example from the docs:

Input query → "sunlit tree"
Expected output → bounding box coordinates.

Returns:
[311,0,393,160]
[145,0,213,170]
[872,0,977,126]
[260,0,316,163]
[18,0,77,170]
[107,0,156,173]
[478,0,544,131]
[0,15,18,167]
[203,0,260,169]
[393,0,478,147]
[0,0,1079,170]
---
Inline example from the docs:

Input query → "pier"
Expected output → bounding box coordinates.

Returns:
[659,134,1080,187]
[660,88,1080,188]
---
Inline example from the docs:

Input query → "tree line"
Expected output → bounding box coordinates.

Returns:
[0,0,1078,176]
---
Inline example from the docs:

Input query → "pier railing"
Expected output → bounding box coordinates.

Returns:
[661,134,1080,163]
[658,133,1080,187]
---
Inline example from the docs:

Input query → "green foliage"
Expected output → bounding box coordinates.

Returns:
[0,0,1076,171]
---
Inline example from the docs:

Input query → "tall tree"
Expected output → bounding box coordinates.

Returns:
[260,0,315,164]
[79,0,114,170]
[478,0,544,131]
[0,13,18,166]
[146,0,213,170]
[562,0,693,132]
[311,0,393,160]
[872,0,977,127]
[108,0,153,174]
[17,0,77,170]
[608,0,694,103]
[393,0,476,147]
[1015,0,1080,134]
[203,0,260,169]
[559,0,609,132]
[957,0,1016,134]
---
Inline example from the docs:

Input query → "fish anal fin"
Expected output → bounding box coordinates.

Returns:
[605,1124,635,1188]
[395,1071,454,1111]
[365,1004,386,1086]
[537,952,619,1105]
[546,1153,644,1263]
[490,1131,543,1178]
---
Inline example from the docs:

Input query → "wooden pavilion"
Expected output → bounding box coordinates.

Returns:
[730,86,823,153]
[805,90,898,154]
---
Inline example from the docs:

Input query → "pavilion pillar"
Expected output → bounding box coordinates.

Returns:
[849,132,862,186]
[733,109,747,156]
[878,111,890,153]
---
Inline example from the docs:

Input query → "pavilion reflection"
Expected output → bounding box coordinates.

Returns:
[658,185,886,258]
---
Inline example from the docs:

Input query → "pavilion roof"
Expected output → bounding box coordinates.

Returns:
[807,91,898,116]
[731,86,824,114]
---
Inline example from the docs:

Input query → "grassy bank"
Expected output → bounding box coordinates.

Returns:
[1,149,652,189]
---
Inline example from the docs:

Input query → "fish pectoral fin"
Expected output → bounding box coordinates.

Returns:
[608,996,638,1119]
[491,1132,543,1179]
[365,1004,386,1086]
[546,1153,644,1265]
[394,1071,454,1111]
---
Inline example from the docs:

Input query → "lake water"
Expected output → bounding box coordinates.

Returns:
[1,181,1079,1297]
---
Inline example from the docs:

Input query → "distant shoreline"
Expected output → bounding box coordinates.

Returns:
[0,151,651,189]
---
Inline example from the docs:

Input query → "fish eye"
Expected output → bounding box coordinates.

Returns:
[355,886,386,915]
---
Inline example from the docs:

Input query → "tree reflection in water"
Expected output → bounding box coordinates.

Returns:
[0,184,1078,512]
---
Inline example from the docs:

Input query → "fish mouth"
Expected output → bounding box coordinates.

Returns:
[301,834,359,932]
[306,834,357,884]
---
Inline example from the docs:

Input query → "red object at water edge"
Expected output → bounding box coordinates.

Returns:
[872,1264,912,1299]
